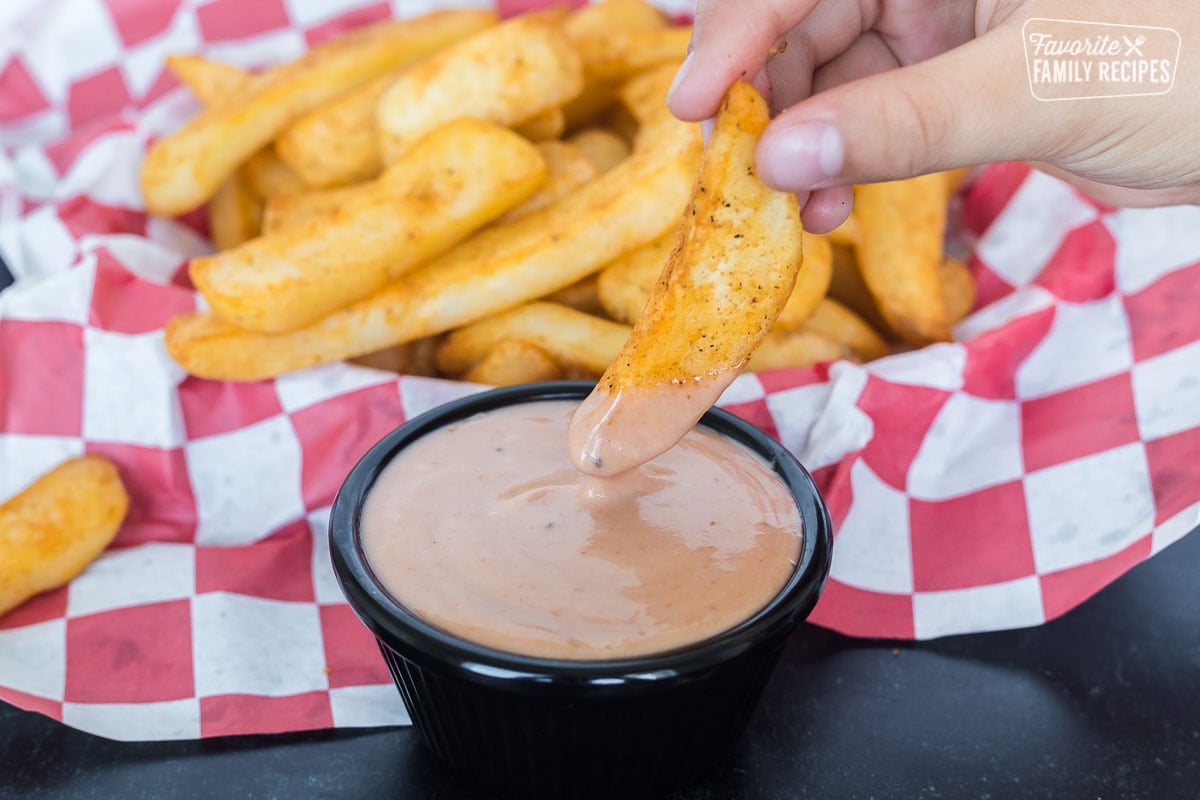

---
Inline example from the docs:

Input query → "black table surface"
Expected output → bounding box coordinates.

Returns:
[2,259,1199,800]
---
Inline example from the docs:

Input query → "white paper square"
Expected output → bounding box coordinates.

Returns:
[767,364,872,470]
[144,216,214,260]
[0,619,66,701]
[284,0,378,26]
[83,328,187,448]
[715,373,764,405]
[120,12,202,100]
[275,362,397,413]
[308,507,344,605]
[62,698,201,741]
[55,131,145,208]
[953,285,1056,342]
[191,593,327,698]
[0,434,83,504]
[187,415,306,546]
[205,29,307,70]
[1025,442,1155,574]
[66,543,196,618]
[913,576,1044,639]
[1110,206,1200,294]
[398,375,484,421]
[22,0,123,90]
[1132,340,1200,441]
[80,234,187,286]
[0,206,80,286]
[828,460,913,593]
[974,171,1098,289]
[1015,295,1134,399]
[909,393,1024,500]
[1152,505,1200,556]
[328,684,410,728]
[866,342,966,392]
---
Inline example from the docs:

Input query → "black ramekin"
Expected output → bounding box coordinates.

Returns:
[329,381,832,800]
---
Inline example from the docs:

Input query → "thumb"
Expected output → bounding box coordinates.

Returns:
[755,27,1063,189]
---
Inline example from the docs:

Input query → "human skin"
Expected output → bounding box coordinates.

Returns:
[667,0,1200,232]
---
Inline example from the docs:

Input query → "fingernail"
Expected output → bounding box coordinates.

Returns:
[759,121,844,190]
[666,51,695,109]
[700,118,714,145]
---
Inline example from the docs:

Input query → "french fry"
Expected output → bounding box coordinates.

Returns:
[596,235,674,324]
[570,82,804,475]
[0,457,128,617]
[581,27,691,82]
[747,328,858,371]
[854,173,952,345]
[515,107,567,142]
[438,302,630,376]
[618,62,679,129]
[376,16,584,164]
[774,233,833,330]
[567,128,631,172]
[261,184,359,235]
[241,148,307,198]
[799,298,890,361]
[495,141,599,224]
[941,256,977,323]
[350,343,414,373]
[191,119,546,334]
[208,172,263,250]
[465,340,565,386]
[544,275,605,316]
[165,121,701,381]
[167,55,250,104]
[825,210,860,248]
[142,12,495,215]
[827,242,890,334]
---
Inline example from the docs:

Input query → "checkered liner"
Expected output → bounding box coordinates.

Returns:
[1,0,1198,742]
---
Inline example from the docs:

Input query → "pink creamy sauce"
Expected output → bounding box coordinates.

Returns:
[361,400,802,660]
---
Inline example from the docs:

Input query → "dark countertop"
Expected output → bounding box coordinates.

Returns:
[2,259,1199,800]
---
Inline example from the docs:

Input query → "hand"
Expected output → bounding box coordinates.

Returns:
[667,0,1200,232]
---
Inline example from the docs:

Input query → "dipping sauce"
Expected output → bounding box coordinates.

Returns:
[361,400,802,660]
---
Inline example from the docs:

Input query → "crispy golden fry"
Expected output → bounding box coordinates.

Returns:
[241,148,307,198]
[602,102,640,144]
[465,340,565,386]
[142,12,493,215]
[827,242,889,333]
[854,173,952,345]
[165,122,701,381]
[566,128,631,172]
[618,62,678,129]
[191,119,546,334]
[775,233,833,330]
[561,80,622,131]
[544,275,605,316]
[167,55,250,104]
[942,167,972,201]
[515,107,567,141]
[582,27,691,81]
[438,302,630,376]
[825,209,860,248]
[273,11,495,189]
[261,183,359,234]
[572,82,804,474]
[595,235,674,323]
[799,298,890,361]
[941,256,977,323]
[495,140,599,224]
[747,328,858,371]
[208,172,263,250]
[0,457,128,617]
[376,16,583,164]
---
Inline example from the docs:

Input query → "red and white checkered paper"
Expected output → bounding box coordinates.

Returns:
[1,0,1199,743]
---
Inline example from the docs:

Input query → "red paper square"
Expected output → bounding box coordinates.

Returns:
[0,57,50,122]
[290,383,404,510]
[961,162,1031,237]
[971,259,1017,308]
[1020,373,1139,472]
[1039,535,1151,621]
[0,320,84,436]
[84,442,197,546]
[319,603,390,689]
[1145,425,1200,525]
[497,0,586,18]
[200,692,333,737]
[856,376,951,491]
[755,363,827,395]
[58,196,148,241]
[0,687,63,721]
[178,376,284,440]
[816,460,853,534]
[1124,261,1200,363]
[67,66,133,129]
[197,0,291,42]
[195,519,314,602]
[0,586,68,631]
[88,252,194,334]
[1033,220,1116,303]
[721,397,779,442]
[107,0,182,48]
[139,66,180,106]
[303,2,390,47]
[910,481,1035,592]
[64,599,194,703]
[961,305,1055,400]
[807,578,915,639]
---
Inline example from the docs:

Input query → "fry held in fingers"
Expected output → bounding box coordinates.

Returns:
[1,457,129,617]
[191,119,546,334]
[569,82,805,476]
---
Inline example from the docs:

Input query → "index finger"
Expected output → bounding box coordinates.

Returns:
[667,0,819,120]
